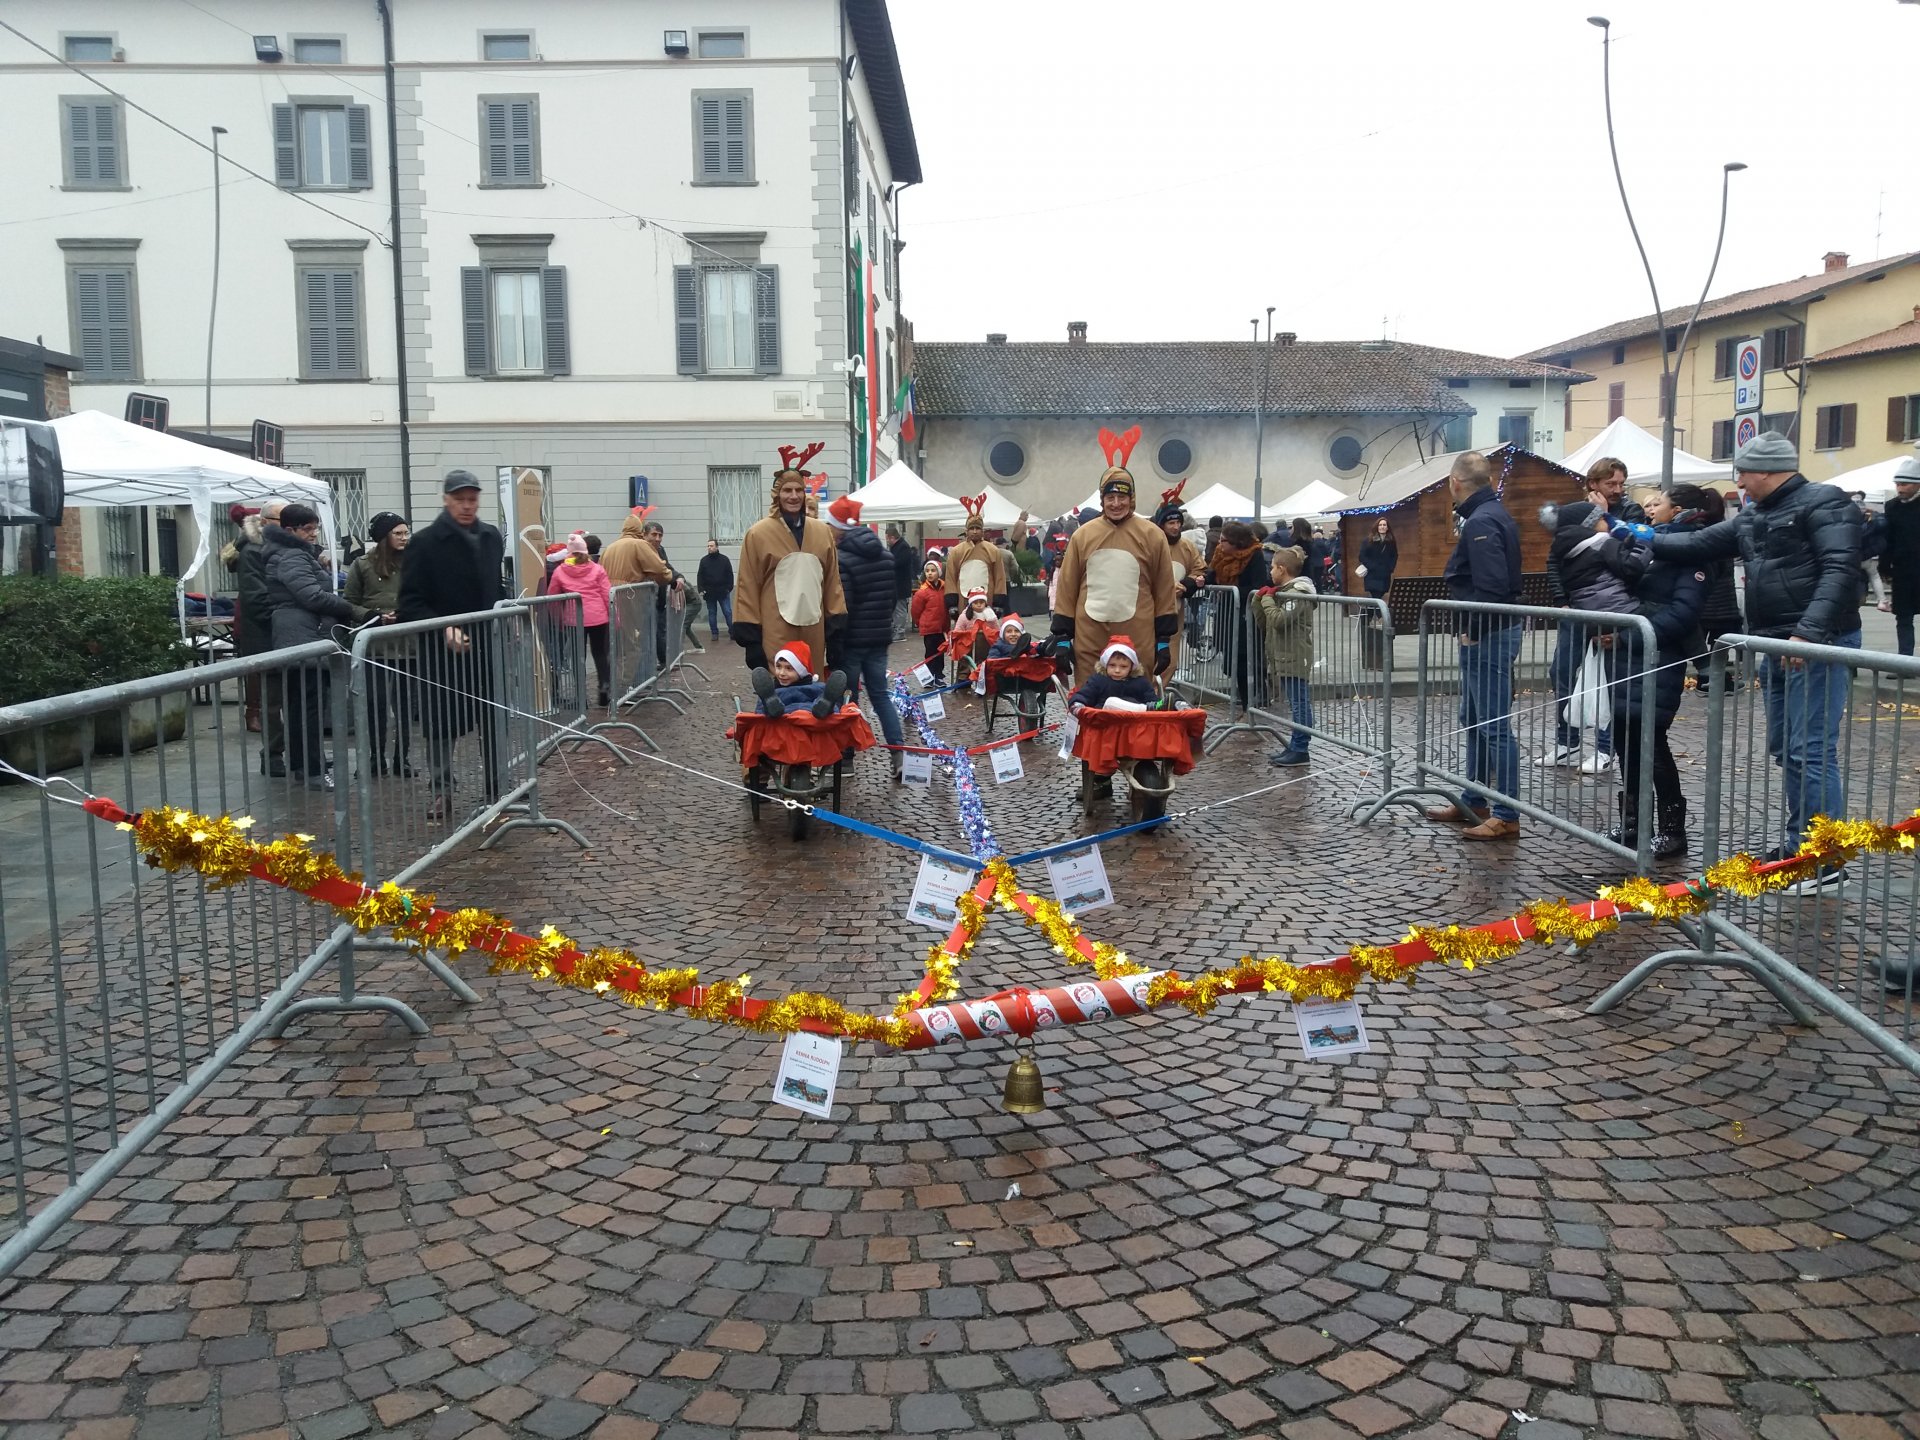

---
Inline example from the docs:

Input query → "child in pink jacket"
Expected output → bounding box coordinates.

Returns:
[546,532,613,706]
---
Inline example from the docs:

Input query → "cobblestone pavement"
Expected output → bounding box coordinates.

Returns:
[3,642,1918,1440]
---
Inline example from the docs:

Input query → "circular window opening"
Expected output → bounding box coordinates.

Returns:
[988,439,1026,479]
[1328,435,1364,473]
[1156,438,1192,477]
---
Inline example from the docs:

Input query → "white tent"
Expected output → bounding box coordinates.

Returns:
[1823,453,1916,503]
[936,484,1030,530]
[1266,479,1349,519]
[41,410,337,618]
[847,462,967,524]
[1562,416,1731,485]
[1180,481,1259,521]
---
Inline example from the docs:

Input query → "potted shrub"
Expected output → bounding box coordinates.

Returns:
[0,575,191,771]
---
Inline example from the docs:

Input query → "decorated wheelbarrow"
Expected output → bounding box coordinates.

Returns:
[982,652,1057,738]
[727,705,876,840]
[1063,686,1207,823]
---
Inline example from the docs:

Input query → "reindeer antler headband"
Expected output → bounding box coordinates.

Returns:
[959,493,988,524]
[775,441,827,477]
[1097,425,1143,497]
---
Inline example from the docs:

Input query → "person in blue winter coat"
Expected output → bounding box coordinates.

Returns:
[1067,637,1161,713]
[750,639,844,719]
[825,495,906,771]
[1606,486,1710,859]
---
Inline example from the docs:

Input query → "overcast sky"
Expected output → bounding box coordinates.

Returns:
[888,0,1918,358]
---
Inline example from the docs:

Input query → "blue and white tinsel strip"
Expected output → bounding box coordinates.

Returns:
[892,675,999,863]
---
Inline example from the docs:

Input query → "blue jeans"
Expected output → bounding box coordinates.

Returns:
[706,593,733,637]
[1278,677,1315,752]
[1551,620,1611,754]
[1761,630,1858,844]
[843,647,905,747]
[1458,624,1522,822]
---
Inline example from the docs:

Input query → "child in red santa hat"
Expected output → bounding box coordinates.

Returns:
[1067,637,1161,714]
[750,640,848,719]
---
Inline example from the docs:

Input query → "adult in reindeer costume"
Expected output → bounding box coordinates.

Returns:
[1048,426,1178,684]
[942,493,1009,622]
[1155,479,1206,672]
[731,442,846,673]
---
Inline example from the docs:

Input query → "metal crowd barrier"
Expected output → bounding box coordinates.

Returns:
[495,592,625,765]
[349,605,588,891]
[1169,584,1279,752]
[0,644,403,1277]
[1242,589,1395,793]
[1354,600,1657,871]
[595,582,665,749]
[1590,636,1920,1074]
[660,577,708,699]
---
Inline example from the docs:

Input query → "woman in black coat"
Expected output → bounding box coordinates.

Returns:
[1356,518,1398,600]
[1687,486,1743,684]
[262,503,373,788]
[1203,521,1270,707]
[1610,486,1710,859]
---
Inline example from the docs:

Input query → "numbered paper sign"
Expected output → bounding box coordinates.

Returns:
[921,692,947,722]
[907,853,978,930]
[1045,842,1113,916]
[1057,712,1079,763]
[900,750,933,787]
[973,670,988,697]
[911,663,935,688]
[990,743,1024,784]
[1292,995,1370,1059]
[771,1031,843,1119]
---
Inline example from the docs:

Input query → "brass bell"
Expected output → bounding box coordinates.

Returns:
[1001,1052,1045,1113]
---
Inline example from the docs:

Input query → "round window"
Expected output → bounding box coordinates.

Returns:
[1156,437,1192,477]
[988,440,1026,479]
[1328,435,1364,473]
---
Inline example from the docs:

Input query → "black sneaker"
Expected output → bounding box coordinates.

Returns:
[810,695,833,719]
[750,667,777,702]
[823,670,850,709]
[1267,749,1310,768]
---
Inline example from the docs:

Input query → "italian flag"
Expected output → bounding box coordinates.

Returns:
[885,375,916,445]
[849,237,880,489]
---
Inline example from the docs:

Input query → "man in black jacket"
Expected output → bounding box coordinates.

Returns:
[828,496,905,774]
[1652,431,1863,888]
[886,525,917,640]
[397,470,507,818]
[236,500,288,773]
[696,538,735,642]
[1880,458,1920,656]
[1426,451,1523,841]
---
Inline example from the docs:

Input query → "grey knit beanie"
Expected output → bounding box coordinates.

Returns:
[1732,430,1798,474]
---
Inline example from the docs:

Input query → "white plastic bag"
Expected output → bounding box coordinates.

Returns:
[1563,642,1610,730]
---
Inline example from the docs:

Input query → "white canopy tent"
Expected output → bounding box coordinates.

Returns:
[936,483,1027,530]
[1266,479,1350,519]
[1562,416,1731,486]
[41,410,338,624]
[846,462,967,525]
[1822,453,1916,503]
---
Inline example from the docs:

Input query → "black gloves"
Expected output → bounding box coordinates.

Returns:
[1153,613,1179,640]
[992,594,1009,615]
[1155,641,1172,675]
[731,622,766,670]
[826,611,847,635]
[945,595,961,622]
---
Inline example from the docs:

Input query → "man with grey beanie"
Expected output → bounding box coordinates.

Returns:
[1651,429,1863,891]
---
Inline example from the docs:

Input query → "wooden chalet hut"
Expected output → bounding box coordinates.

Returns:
[1335,443,1586,632]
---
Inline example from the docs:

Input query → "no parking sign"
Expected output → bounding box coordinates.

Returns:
[1734,414,1760,450]
[1734,338,1763,413]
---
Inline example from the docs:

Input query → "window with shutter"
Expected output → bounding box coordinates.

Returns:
[673,266,702,374]
[275,101,372,189]
[867,186,877,257]
[299,267,362,379]
[62,98,125,187]
[1607,382,1624,421]
[1711,420,1734,460]
[480,97,539,185]
[461,267,491,376]
[540,266,569,376]
[753,266,780,375]
[68,265,139,380]
[692,91,753,182]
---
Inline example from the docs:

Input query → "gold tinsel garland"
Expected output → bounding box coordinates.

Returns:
[108,800,1920,1043]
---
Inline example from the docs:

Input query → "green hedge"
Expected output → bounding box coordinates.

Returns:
[0,575,188,707]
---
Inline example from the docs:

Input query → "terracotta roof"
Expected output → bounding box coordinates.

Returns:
[1806,309,1920,365]
[1517,251,1920,361]
[1334,442,1586,511]
[912,339,1589,420]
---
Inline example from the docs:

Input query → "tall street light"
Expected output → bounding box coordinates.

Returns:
[205,125,227,434]
[1587,16,1745,490]
[1251,306,1274,520]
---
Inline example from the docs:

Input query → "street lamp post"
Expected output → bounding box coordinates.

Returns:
[205,125,227,434]
[1587,16,1745,490]
[1251,306,1274,520]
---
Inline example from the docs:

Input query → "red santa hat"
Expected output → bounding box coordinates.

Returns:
[999,615,1025,638]
[1098,636,1140,672]
[772,640,815,679]
[545,542,570,558]
[825,494,864,531]
[965,586,989,605]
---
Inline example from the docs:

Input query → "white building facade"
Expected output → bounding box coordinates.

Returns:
[0,0,919,574]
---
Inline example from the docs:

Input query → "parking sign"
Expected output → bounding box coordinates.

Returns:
[1734,338,1763,413]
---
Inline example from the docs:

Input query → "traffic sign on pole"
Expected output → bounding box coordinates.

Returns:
[1734,338,1763,413]
[1734,414,1760,451]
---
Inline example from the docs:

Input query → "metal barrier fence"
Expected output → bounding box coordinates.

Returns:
[660,577,708,698]
[495,592,626,766]
[0,644,388,1275]
[1591,635,1920,1073]
[1170,584,1281,753]
[1242,589,1395,788]
[349,606,588,890]
[597,582,667,748]
[1355,601,1657,871]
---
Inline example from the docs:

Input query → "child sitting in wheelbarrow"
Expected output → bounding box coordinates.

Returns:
[749,641,848,719]
[1067,637,1164,714]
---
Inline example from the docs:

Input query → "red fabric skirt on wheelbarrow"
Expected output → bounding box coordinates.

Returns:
[984,654,1057,691]
[1072,707,1208,776]
[729,707,877,770]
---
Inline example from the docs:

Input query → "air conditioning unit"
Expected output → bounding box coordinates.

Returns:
[663,29,690,56]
